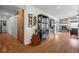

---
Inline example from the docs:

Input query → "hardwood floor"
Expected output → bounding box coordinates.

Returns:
[0,32,79,53]
[0,33,24,52]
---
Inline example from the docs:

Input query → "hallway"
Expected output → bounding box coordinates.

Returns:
[0,32,79,53]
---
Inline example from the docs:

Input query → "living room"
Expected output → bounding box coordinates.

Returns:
[0,5,79,52]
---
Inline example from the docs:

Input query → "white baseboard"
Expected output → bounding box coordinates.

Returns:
[24,41,31,45]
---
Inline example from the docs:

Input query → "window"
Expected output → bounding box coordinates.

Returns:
[70,22,78,28]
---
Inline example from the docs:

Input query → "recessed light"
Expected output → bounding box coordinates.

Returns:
[57,6,61,9]
[4,13,9,15]
[3,16,7,18]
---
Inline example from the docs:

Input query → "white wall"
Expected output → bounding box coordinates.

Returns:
[7,15,17,38]
[24,5,57,45]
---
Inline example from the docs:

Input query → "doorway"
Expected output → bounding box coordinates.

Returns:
[0,20,7,33]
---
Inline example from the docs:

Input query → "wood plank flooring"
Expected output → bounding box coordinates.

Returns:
[0,33,24,52]
[0,32,79,53]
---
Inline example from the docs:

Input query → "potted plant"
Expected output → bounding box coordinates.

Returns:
[34,28,41,34]
[31,28,41,46]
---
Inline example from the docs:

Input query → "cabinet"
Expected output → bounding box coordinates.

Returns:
[38,14,49,40]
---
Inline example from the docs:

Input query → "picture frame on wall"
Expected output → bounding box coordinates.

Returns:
[28,14,32,27]
[33,16,37,26]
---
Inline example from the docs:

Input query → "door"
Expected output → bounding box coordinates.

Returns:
[17,9,24,44]
[2,20,6,32]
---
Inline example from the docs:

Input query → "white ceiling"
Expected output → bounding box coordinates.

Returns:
[0,5,79,20]
[0,5,20,19]
[33,5,79,19]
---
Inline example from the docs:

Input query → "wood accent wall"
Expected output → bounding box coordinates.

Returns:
[17,9,24,44]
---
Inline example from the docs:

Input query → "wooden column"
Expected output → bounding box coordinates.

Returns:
[17,9,24,44]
